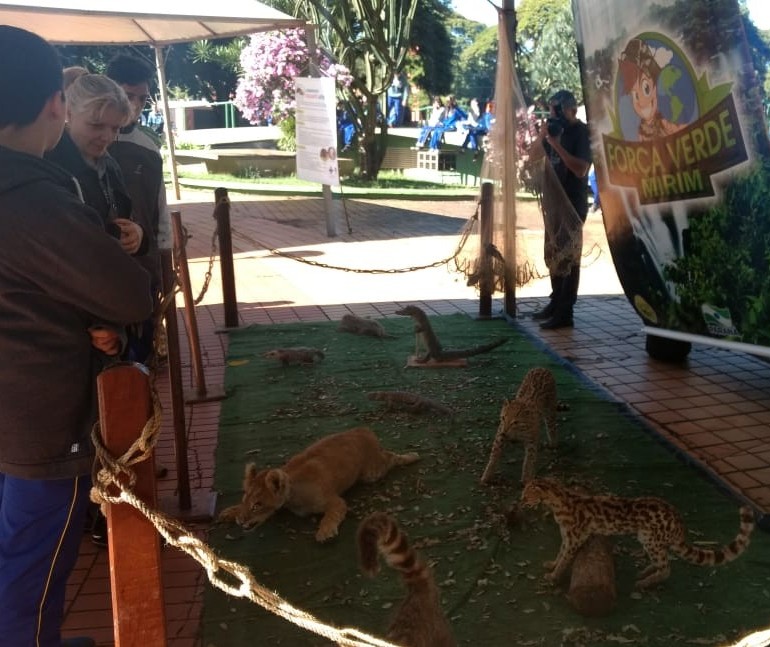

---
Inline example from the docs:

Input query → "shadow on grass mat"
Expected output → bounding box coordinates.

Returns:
[203,314,770,646]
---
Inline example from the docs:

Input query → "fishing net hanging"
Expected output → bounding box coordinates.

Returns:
[453,12,586,296]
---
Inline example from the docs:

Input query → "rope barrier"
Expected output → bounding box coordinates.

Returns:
[89,368,402,647]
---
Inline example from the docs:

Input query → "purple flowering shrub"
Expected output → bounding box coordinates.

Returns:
[234,29,353,125]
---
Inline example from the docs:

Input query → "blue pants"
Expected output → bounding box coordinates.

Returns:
[416,125,434,147]
[387,96,403,127]
[588,167,600,207]
[0,473,92,646]
[339,124,355,147]
[461,126,487,150]
[429,126,456,150]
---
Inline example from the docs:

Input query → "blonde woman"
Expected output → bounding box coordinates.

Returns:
[47,73,146,255]
[62,64,89,90]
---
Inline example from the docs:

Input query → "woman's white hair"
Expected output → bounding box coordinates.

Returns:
[65,73,131,125]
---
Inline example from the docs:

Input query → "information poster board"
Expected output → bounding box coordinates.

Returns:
[572,0,770,354]
[295,77,340,186]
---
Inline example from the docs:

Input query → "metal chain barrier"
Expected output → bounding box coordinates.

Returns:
[230,200,481,275]
[174,224,218,305]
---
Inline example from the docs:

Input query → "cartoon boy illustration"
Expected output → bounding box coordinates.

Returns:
[619,38,686,141]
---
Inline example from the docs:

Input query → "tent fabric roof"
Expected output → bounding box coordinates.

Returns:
[0,0,305,45]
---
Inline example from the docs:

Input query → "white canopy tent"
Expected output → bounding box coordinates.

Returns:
[0,0,306,196]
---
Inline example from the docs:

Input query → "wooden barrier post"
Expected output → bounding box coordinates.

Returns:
[478,181,494,319]
[97,363,167,647]
[160,247,191,511]
[170,210,226,404]
[159,246,217,520]
[213,187,239,329]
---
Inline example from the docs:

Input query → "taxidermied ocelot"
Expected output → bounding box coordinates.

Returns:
[480,366,557,484]
[521,477,755,589]
[357,512,456,647]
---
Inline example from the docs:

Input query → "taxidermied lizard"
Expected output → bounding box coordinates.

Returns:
[338,313,395,339]
[367,390,454,416]
[394,305,507,362]
[263,347,325,366]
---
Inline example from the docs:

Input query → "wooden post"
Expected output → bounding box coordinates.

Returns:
[170,210,226,404]
[566,535,617,617]
[213,187,239,329]
[97,363,167,646]
[158,247,216,520]
[160,247,191,511]
[478,181,494,318]
[502,0,518,318]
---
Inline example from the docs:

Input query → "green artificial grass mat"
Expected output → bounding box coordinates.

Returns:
[203,313,770,646]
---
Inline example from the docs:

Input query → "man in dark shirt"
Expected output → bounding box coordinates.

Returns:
[107,54,170,364]
[531,89,592,329]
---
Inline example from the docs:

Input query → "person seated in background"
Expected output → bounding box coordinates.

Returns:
[459,97,482,152]
[414,96,445,149]
[337,101,356,152]
[461,99,495,160]
[428,95,466,149]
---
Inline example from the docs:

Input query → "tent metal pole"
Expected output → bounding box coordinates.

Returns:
[154,45,181,200]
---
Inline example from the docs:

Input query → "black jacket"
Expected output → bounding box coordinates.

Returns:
[47,130,149,254]
[110,124,165,285]
[0,145,152,479]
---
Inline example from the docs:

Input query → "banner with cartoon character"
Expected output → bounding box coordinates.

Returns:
[573,0,770,351]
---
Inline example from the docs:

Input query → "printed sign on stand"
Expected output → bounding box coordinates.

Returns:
[295,77,340,186]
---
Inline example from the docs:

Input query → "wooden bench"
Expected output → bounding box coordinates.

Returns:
[173,148,354,176]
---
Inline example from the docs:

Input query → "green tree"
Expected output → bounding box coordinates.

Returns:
[57,41,242,105]
[516,0,569,44]
[451,25,497,103]
[408,0,454,96]
[522,2,581,104]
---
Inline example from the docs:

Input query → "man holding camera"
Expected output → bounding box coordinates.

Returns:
[531,89,592,330]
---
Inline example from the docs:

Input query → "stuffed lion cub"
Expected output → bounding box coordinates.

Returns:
[219,427,419,541]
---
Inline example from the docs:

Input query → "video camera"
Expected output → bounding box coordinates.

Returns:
[546,103,568,137]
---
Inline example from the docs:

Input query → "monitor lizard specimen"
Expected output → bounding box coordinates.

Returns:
[395,305,507,363]
[338,313,395,339]
[367,390,454,416]
[263,347,325,366]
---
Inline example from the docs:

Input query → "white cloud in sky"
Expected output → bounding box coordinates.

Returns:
[746,0,770,30]
[451,0,499,27]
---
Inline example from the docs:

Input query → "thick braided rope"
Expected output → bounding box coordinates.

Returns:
[89,371,400,647]
[89,463,399,647]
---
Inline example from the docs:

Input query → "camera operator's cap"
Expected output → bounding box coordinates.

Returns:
[549,90,577,109]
